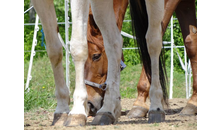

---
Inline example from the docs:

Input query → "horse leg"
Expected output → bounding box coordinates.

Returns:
[175,0,197,115]
[89,0,123,125]
[62,0,90,126]
[127,0,182,119]
[180,25,197,115]
[127,67,150,118]
[31,0,70,126]
[162,0,181,32]
[145,0,166,123]
[182,25,197,115]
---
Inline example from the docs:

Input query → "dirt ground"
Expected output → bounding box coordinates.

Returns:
[24,98,197,130]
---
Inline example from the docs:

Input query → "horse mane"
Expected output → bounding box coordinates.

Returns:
[87,0,128,52]
[86,8,105,52]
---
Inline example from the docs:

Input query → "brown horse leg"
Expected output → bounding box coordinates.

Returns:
[175,0,197,115]
[127,0,181,118]
[181,25,197,115]
[127,67,150,118]
[162,0,181,33]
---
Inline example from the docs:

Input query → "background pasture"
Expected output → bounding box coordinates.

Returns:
[24,55,187,111]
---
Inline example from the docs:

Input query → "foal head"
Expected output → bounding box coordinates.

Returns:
[84,8,108,116]
[84,0,128,116]
[84,42,107,116]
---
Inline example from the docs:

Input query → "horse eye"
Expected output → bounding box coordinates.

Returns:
[92,54,101,61]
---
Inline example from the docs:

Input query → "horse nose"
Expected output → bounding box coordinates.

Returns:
[88,101,98,116]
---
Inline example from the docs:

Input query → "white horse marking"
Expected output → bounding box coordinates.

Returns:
[68,0,90,116]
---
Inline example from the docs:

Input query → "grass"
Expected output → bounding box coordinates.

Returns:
[24,54,190,111]
[120,64,142,98]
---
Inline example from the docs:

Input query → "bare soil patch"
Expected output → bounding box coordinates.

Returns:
[24,98,197,130]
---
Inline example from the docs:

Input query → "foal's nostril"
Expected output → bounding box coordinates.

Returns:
[88,102,93,110]
[88,101,92,107]
[88,101,97,116]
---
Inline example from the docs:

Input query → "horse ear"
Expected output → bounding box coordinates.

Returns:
[192,26,197,34]
[190,25,197,34]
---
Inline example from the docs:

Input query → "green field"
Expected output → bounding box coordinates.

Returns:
[24,54,189,111]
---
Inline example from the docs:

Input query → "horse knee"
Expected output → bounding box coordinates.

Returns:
[145,31,162,57]
[48,44,63,67]
[70,40,88,62]
[185,26,197,59]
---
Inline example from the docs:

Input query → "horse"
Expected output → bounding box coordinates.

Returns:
[31,0,167,126]
[127,0,197,118]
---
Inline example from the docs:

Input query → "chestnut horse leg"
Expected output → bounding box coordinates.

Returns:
[127,67,150,118]
[63,0,90,126]
[175,0,197,115]
[31,0,70,126]
[127,0,181,118]
[90,0,123,125]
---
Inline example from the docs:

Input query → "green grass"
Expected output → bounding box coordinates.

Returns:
[24,54,76,111]
[24,54,189,111]
[120,64,142,98]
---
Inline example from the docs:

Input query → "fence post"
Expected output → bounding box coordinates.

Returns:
[169,16,174,99]
[65,0,70,93]
[25,14,39,92]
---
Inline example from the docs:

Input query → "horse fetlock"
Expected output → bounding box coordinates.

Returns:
[133,99,149,110]
[55,100,70,114]
[55,90,70,113]
[70,95,88,117]
[149,87,164,112]
[114,101,122,120]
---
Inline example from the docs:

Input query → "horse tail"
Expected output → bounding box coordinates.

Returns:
[129,0,168,105]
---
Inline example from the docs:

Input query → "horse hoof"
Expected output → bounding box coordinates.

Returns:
[127,106,148,118]
[180,103,197,116]
[91,112,115,125]
[51,113,68,126]
[148,110,165,123]
[64,114,87,126]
